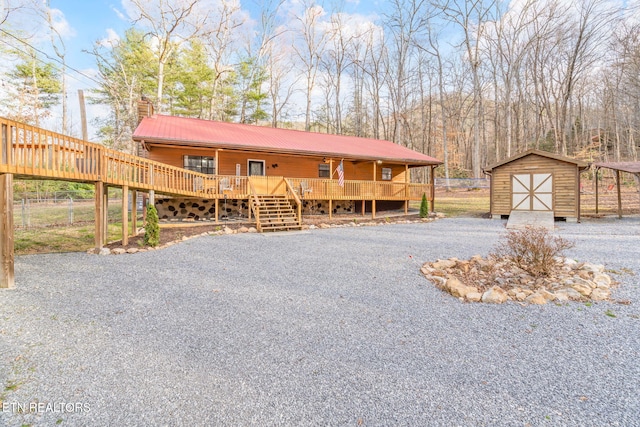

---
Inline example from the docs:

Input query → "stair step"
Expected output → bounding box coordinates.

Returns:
[251,193,301,233]
[261,225,303,231]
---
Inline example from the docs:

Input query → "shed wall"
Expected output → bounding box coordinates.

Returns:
[490,154,579,218]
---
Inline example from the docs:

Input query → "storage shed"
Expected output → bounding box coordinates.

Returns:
[484,149,589,222]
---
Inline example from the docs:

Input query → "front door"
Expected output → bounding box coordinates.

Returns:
[512,173,553,211]
[248,160,265,176]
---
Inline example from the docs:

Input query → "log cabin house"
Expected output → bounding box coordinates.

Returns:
[132,101,441,230]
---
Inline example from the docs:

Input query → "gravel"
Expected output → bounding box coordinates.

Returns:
[1,217,639,426]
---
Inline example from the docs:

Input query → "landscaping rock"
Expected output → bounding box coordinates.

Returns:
[590,288,611,301]
[466,292,482,302]
[572,282,592,297]
[126,248,139,254]
[421,255,616,305]
[525,293,547,305]
[445,277,477,298]
[98,248,111,256]
[482,286,508,304]
[432,259,456,269]
[111,248,127,255]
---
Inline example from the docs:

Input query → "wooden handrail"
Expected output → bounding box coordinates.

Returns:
[0,117,210,197]
[284,178,302,225]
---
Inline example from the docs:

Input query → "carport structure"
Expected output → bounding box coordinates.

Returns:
[593,162,640,217]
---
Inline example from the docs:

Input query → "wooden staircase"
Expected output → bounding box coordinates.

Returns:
[251,194,302,232]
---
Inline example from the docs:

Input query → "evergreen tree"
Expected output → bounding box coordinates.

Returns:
[420,193,429,218]
[144,204,160,247]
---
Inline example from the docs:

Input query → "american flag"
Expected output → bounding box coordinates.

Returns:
[336,160,344,187]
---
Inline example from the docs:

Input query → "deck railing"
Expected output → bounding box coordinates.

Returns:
[0,117,433,202]
[286,177,432,201]
[0,117,208,197]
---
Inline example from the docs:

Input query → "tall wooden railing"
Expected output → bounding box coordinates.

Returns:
[286,177,432,201]
[0,118,209,197]
[284,178,302,225]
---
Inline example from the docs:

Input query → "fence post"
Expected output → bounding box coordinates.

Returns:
[68,198,74,225]
[21,199,25,228]
[0,173,14,288]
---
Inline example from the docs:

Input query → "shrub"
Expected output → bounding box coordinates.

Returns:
[491,226,574,277]
[144,204,160,247]
[420,193,429,218]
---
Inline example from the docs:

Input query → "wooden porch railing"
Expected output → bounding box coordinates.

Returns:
[0,117,209,197]
[286,177,432,202]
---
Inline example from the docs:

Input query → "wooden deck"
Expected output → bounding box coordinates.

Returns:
[0,117,435,288]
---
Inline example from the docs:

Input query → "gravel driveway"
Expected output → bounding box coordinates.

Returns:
[1,217,639,426]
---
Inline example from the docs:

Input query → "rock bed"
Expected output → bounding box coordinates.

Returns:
[421,255,616,305]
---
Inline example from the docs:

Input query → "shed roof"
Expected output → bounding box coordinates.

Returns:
[484,149,588,172]
[133,115,442,166]
[593,161,640,174]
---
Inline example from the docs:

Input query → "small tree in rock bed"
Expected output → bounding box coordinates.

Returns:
[144,204,160,247]
[491,226,574,277]
[420,193,429,218]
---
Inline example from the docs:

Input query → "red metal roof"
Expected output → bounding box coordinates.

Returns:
[133,115,441,166]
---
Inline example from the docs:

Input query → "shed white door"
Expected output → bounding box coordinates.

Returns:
[512,173,553,211]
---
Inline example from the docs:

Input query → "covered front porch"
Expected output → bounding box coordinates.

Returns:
[154,174,435,229]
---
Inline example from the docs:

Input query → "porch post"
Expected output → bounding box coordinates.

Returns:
[430,166,435,213]
[329,159,334,220]
[404,164,409,214]
[0,173,14,288]
[595,167,599,215]
[122,185,129,246]
[94,181,105,250]
[131,190,138,236]
[372,161,377,219]
[103,186,109,243]
[616,170,622,218]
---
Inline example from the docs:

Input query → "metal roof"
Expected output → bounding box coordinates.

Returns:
[484,149,588,172]
[133,115,442,166]
[593,161,640,174]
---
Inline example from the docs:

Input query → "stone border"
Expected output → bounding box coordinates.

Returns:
[421,256,616,305]
[89,213,444,256]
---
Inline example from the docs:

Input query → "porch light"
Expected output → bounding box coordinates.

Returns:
[376,160,383,165]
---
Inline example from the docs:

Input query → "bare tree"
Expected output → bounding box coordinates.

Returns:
[124,0,211,113]
[291,0,329,131]
[201,0,244,121]
[437,0,496,177]
[384,0,429,146]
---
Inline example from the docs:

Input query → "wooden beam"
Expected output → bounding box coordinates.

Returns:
[94,181,105,249]
[616,170,622,218]
[404,164,409,214]
[430,166,436,213]
[595,167,599,215]
[372,161,377,219]
[122,185,129,246]
[131,190,138,236]
[329,199,333,219]
[0,174,14,288]
[103,186,109,244]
